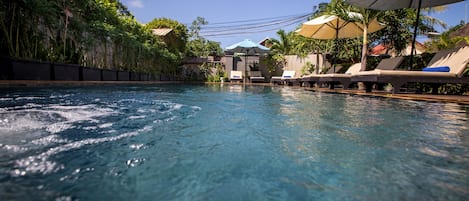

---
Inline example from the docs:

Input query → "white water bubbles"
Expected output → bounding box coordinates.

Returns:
[1,92,202,177]
[45,105,117,134]
[0,103,116,137]
[117,99,202,124]
[11,126,153,176]
[0,102,119,176]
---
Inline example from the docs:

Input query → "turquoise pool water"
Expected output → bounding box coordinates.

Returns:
[0,84,468,201]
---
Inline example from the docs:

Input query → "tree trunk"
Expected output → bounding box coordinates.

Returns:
[360,25,368,71]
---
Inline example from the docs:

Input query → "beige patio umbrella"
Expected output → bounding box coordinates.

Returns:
[344,0,464,68]
[296,12,384,71]
[344,0,463,10]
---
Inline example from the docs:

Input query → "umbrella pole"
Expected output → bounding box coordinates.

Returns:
[244,49,248,85]
[409,0,423,70]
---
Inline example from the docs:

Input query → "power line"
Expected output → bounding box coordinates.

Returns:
[200,14,310,31]
[201,17,307,37]
[200,15,309,34]
[185,12,312,26]
[196,12,311,37]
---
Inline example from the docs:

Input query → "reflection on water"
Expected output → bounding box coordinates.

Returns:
[0,85,468,201]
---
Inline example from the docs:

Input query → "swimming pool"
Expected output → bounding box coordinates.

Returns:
[0,84,468,200]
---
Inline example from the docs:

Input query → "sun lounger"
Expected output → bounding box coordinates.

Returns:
[249,71,265,82]
[300,65,344,87]
[271,70,296,85]
[302,56,404,89]
[284,71,303,86]
[230,71,243,82]
[301,63,361,88]
[324,66,343,74]
[351,46,469,94]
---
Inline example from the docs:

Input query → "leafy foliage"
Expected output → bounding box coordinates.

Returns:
[301,61,316,76]
[425,21,469,51]
[0,0,181,75]
[186,39,223,57]
[145,17,188,55]
[185,17,223,57]
[205,63,226,82]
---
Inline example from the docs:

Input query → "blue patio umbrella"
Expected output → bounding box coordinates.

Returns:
[226,39,269,83]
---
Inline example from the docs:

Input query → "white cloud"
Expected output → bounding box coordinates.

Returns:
[129,0,144,8]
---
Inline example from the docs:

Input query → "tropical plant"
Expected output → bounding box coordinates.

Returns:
[266,29,325,73]
[0,0,182,76]
[205,63,226,82]
[339,3,382,70]
[269,30,295,56]
[425,22,469,51]
[189,16,207,39]
[186,39,223,57]
[301,61,316,76]
[146,17,188,55]
[185,17,223,57]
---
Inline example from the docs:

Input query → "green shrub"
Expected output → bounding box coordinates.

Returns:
[301,61,315,75]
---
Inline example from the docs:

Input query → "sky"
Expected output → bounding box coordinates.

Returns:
[122,0,469,48]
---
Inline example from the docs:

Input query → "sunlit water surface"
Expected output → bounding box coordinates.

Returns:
[0,85,468,201]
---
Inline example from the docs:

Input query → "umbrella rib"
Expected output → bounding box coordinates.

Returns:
[369,0,379,8]
[337,21,350,30]
[325,22,337,30]
[322,22,339,38]
[310,23,328,38]
[351,22,365,32]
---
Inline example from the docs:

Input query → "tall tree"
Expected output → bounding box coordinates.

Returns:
[185,17,222,57]
[426,21,469,51]
[269,29,294,55]
[349,8,382,70]
[189,16,208,39]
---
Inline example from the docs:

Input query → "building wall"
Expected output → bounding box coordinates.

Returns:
[225,55,261,78]
[283,54,330,76]
[222,53,330,80]
[183,53,331,81]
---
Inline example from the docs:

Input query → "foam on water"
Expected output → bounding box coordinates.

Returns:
[14,96,46,101]
[129,143,145,150]
[98,123,113,128]
[0,98,14,101]
[129,115,146,119]
[12,126,153,176]
[0,112,46,132]
[0,144,29,153]
[31,135,70,146]
[49,94,72,99]
[2,95,202,177]
[0,104,117,137]
[9,98,200,175]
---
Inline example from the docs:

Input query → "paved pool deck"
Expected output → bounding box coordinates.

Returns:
[1,80,468,105]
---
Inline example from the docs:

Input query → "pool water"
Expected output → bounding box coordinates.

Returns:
[0,84,468,201]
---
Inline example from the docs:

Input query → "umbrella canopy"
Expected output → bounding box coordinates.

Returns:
[344,0,464,69]
[225,39,270,55]
[296,12,384,70]
[225,39,269,84]
[344,0,463,10]
[296,14,384,39]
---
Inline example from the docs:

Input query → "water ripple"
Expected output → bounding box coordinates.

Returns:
[12,126,153,176]
[0,85,467,201]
